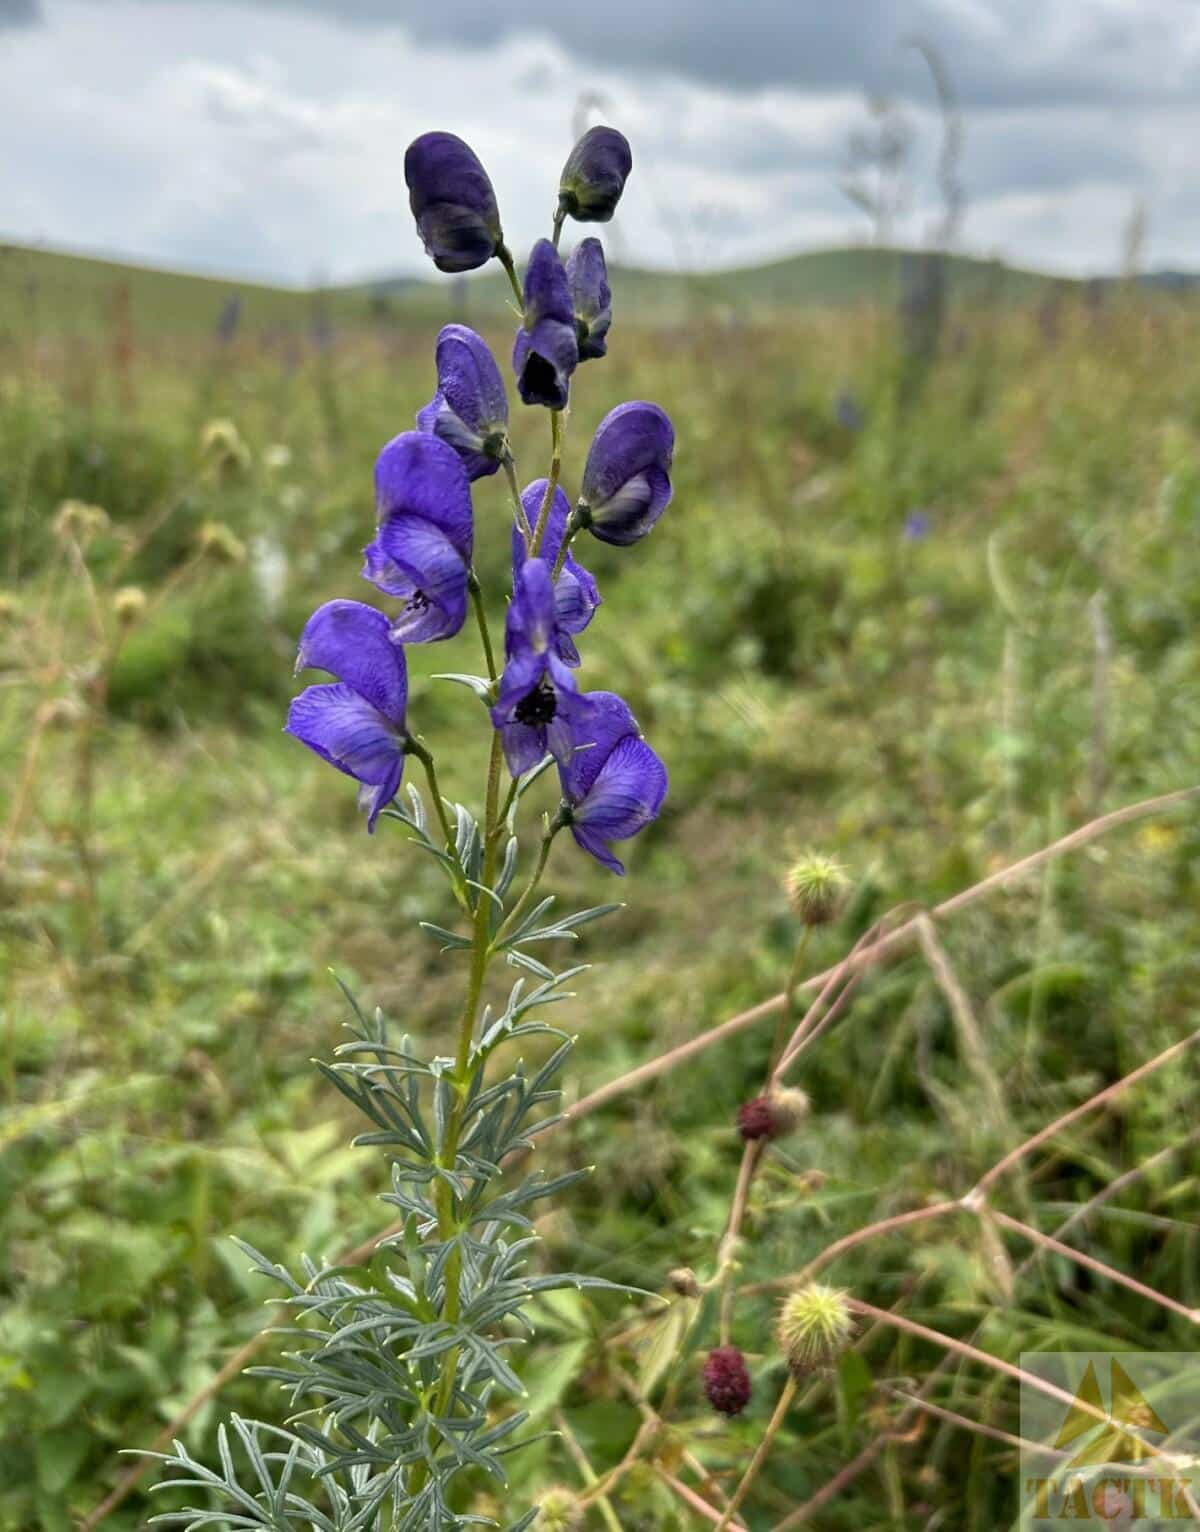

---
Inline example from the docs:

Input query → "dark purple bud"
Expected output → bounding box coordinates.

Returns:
[738,1089,809,1142]
[737,1096,775,1142]
[703,1345,752,1417]
[512,240,578,410]
[558,126,632,224]
[405,132,503,274]
[578,401,674,546]
[514,480,600,664]
[565,238,611,362]
[416,324,509,481]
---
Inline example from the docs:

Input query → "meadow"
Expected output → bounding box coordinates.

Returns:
[2,246,1199,1529]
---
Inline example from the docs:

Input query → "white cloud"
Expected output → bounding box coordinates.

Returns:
[1,0,1198,282]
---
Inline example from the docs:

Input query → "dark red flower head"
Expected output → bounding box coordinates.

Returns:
[737,1095,776,1141]
[703,1345,752,1417]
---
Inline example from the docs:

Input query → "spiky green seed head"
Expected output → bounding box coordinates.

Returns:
[784,853,849,925]
[667,1266,701,1298]
[776,1283,854,1377]
[112,585,148,624]
[535,1486,583,1530]
[53,499,109,542]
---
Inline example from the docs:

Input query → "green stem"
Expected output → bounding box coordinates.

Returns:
[496,243,524,309]
[552,207,566,250]
[550,508,584,582]
[503,454,533,543]
[714,1376,797,1531]
[468,573,498,683]
[530,411,564,557]
[769,925,813,1072]
[405,738,462,882]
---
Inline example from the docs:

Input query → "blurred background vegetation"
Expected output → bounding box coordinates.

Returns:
[2,242,1199,1528]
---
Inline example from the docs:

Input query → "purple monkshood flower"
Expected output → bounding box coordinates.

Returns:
[513,479,601,666]
[404,132,503,274]
[558,691,667,875]
[578,401,674,546]
[558,126,632,224]
[490,559,587,776]
[286,600,408,833]
[417,324,509,481]
[566,239,611,362]
[362,432,474,643]
[512,240,579,410]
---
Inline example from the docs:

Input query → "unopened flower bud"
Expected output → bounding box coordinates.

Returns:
[776,1283,854,1378]
[737,1087,810,1143]
[200,418,251,477]
[578,401,673,546]
[565,238,611,362]
[558,126,632,224]
[53,499,109,542]
[112,585,147,624]
[535,1486,583,1530]
[703,1345,751,1416]
[405,132,503,274]
[667,1266,700,1298]
[197,521,246,564]
[784,853,849,926]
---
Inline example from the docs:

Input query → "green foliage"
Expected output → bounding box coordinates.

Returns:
[3,282,1200,1525]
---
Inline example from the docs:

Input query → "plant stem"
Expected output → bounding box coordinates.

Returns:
[714,1376,797,1531]
[552,207,566,249]
[503,454,533,542]
[468,572,498,683]
[404,738,460,866]
[550,508,584,581]
[768,925,812,1070]
[530,410,564,557]
[496,242,524,309]
[491,819,561,947]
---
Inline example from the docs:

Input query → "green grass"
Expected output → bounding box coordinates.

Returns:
[2,278,1200,1528]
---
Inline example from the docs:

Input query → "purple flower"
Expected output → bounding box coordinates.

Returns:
[903,509,932,541]
[285,600,408,833]
[490,559,585,776]
[362,432,473,643]
[404,131,503,274]
[512,240,579,410]
[578,401,674,546]
[558,126,632,224]
[565,238,611,362]
[513,479,600,666]
[416,324,509,481]
[559,691,667,875]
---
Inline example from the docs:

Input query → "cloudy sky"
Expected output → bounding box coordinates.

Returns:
[3,0,1199,284]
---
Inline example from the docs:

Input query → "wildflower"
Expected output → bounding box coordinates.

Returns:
[112,586,147,624]
[558,126,632,224]
[784,853,849,925]
[200,418,251,477]
[285,600,408,832]
[535,1487,583,1531]
[513,239,578,410]
[558,691,668,875]
[197,521,247,564]
[490,559,586,775]
[833,386,865,432]
[703,1345,751,1416]
[565,238,611,362]
[53,500,108,542]
[903,509,932,541]
[577,401,674,546]
[738,1088,810,1143]
[404,131,503,274]
[362,432,473,643]
[416,324,509,481]
[513,479,600,664]
[776,1283,854,1378]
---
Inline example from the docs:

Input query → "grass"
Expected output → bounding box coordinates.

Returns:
[1,256,1200,1528]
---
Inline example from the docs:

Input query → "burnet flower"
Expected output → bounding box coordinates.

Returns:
[513,239,579,410]
[362,431,474,642]
[578,401,674,545]
[490,558,586,775]
[285,600,408,832]
[558,126,632,224]
[416,324,509,481]
[558,691,667,875]
[404,131,503,274]
[513,478,600,665]
[566,238,611,362]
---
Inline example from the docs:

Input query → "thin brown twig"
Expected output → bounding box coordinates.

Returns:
[570,786,1200,1121]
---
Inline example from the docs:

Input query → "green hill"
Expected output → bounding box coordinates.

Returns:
[0,238,1066,345]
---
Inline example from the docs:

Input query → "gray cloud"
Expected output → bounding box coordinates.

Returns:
[0,0,41,24]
